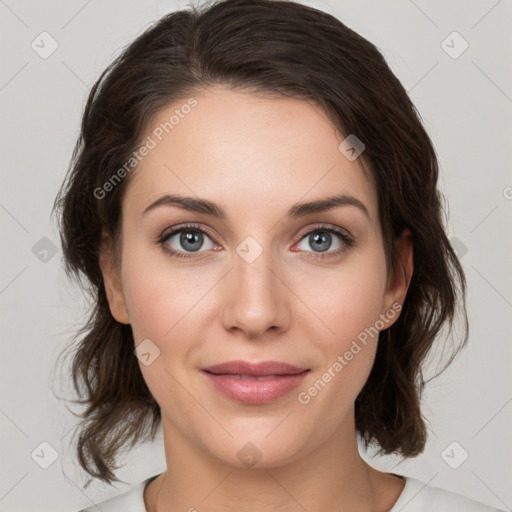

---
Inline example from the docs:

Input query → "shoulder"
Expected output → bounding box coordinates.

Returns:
[77,474,505,512]
[390,476,506,512]
[78,475,160,512]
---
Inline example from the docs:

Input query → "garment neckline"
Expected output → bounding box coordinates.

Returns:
[142,472,411,511]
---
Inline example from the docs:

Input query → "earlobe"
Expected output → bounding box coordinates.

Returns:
[98,234,130,324]
[381,228,414,322]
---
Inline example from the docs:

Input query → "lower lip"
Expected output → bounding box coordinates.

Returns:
[203,371,309,405]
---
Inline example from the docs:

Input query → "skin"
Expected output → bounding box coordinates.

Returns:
[100,86,413,512]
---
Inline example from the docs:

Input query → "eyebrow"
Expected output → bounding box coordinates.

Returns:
[142,193,370,220]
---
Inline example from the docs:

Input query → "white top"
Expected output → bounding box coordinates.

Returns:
[78,474,505,511]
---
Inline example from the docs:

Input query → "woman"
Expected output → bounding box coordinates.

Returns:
[53,0,503,510]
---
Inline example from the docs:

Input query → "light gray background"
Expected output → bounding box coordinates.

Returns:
[1,0,511,511]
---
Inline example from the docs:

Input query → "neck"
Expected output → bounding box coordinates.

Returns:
[145,413,404,512]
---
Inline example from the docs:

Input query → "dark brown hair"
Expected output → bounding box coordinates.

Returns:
[52,0,468,486]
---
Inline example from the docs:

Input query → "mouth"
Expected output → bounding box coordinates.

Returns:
[201,360,310,405]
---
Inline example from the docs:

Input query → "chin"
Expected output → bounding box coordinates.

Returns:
[201,423,315,470]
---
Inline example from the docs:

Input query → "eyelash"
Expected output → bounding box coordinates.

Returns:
[156,223,355,261]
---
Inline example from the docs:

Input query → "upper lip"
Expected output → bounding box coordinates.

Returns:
[202,360,309,376]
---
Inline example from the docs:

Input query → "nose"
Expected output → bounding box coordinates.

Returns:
[220,244,291,339]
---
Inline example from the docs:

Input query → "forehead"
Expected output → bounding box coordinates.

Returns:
[123,86,378,224]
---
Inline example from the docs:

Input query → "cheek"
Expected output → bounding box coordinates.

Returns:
[120,244,201,342]
[295,250,388,401]
[297,249,388,346]
[120,250,202,407]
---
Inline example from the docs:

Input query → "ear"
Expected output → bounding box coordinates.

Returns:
[380,228,413,324]
[98,231,130,324]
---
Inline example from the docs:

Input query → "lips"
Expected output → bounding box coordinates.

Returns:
[201,360,310,405]
[203,360,308,377]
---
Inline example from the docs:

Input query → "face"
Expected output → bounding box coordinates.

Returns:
[100,86,412,469]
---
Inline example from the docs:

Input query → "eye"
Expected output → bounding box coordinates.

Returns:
[157,223,216,259]
[294,224,354,259]
[157,223,354,261]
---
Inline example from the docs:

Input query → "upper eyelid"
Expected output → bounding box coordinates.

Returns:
[161,223,216,241]
[297,223,351,239]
